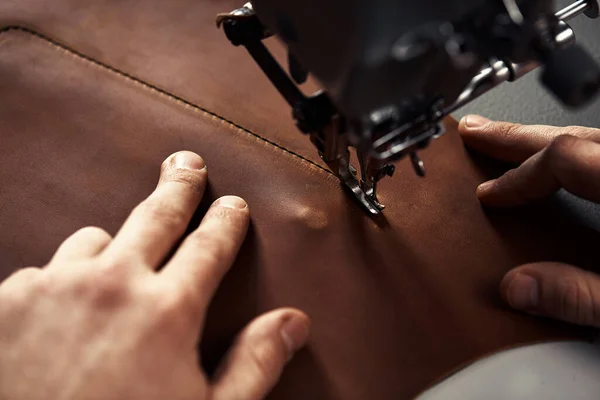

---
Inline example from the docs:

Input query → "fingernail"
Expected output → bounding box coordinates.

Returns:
[477,180,496,196]
[173,152,206,170]
[463,115,491,129]
[508,274,539,310]
[280,315,310,357]
[214,195,247,209]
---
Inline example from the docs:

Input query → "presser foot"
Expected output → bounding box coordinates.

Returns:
[316,116,388,215]
[328,158,386,216]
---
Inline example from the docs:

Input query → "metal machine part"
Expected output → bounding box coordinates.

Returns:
[217,1,600,215]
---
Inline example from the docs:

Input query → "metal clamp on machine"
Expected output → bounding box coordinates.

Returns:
[217,0,600,215]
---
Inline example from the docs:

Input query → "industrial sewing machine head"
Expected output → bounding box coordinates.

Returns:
[217,0,600,215]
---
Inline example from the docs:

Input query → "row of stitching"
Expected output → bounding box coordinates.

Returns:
[0,25,335,178]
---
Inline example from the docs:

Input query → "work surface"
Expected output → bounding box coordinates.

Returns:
[1,1,599,398]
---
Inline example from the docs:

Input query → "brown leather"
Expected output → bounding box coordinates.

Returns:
[0,0,325,166]
[0,27,598,399]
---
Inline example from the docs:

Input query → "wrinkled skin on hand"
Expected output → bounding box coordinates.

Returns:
[0,151,310,400]
[460,115,600,328]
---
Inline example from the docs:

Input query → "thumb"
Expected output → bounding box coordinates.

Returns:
[501,262,600,327]
[211,308,310,400]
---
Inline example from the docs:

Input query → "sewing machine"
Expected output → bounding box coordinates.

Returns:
[217,0,600,215]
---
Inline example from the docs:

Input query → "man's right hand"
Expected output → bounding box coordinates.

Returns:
[459,115,600,328]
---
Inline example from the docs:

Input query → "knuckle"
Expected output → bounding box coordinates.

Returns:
[18,268,48,293]
[559,282,579,321]
[188,228,216,246]
[499,167,520,182]
[71,226,112,241]
[547,134,578,155]
[28,271,53,294]
[561,126,584,136]
[556,280,596,325]
[0,287,24,314]
[82,264,130,307]
[75,226,110,240]
[208,204,248,224]
[155,295,182,321]
[161,168,207,194]
[492,122,542,154]
[135,199,188,229]
[187,230,226,264]
[3,266,40,285]
[247,341,280,380]
[507,169,533,199]
[153,292,194,332]
[545,135,581,173]
[495,122,524,141]
[0,267,41,304]
[562,125,600,139]
[495,167,533,203]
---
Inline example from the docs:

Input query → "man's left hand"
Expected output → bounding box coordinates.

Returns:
[459,115,600,328]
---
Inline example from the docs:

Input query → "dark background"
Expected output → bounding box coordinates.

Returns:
[454,0,600,128]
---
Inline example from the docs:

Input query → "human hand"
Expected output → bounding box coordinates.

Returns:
[459,115,600,328]
[0,151,310,400]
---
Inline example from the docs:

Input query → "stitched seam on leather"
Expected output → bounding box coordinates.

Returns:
[0,25,336,178]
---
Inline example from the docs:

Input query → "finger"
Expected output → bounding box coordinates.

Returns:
[0,267,41,310]
[212,308,310,400]
[501,262,600,328]
[161,196,250,315]
[102,151,207,269]
[476,135,600,207]
[458,114,600,163]
[0,267,40,289]
[49,227,112,265]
